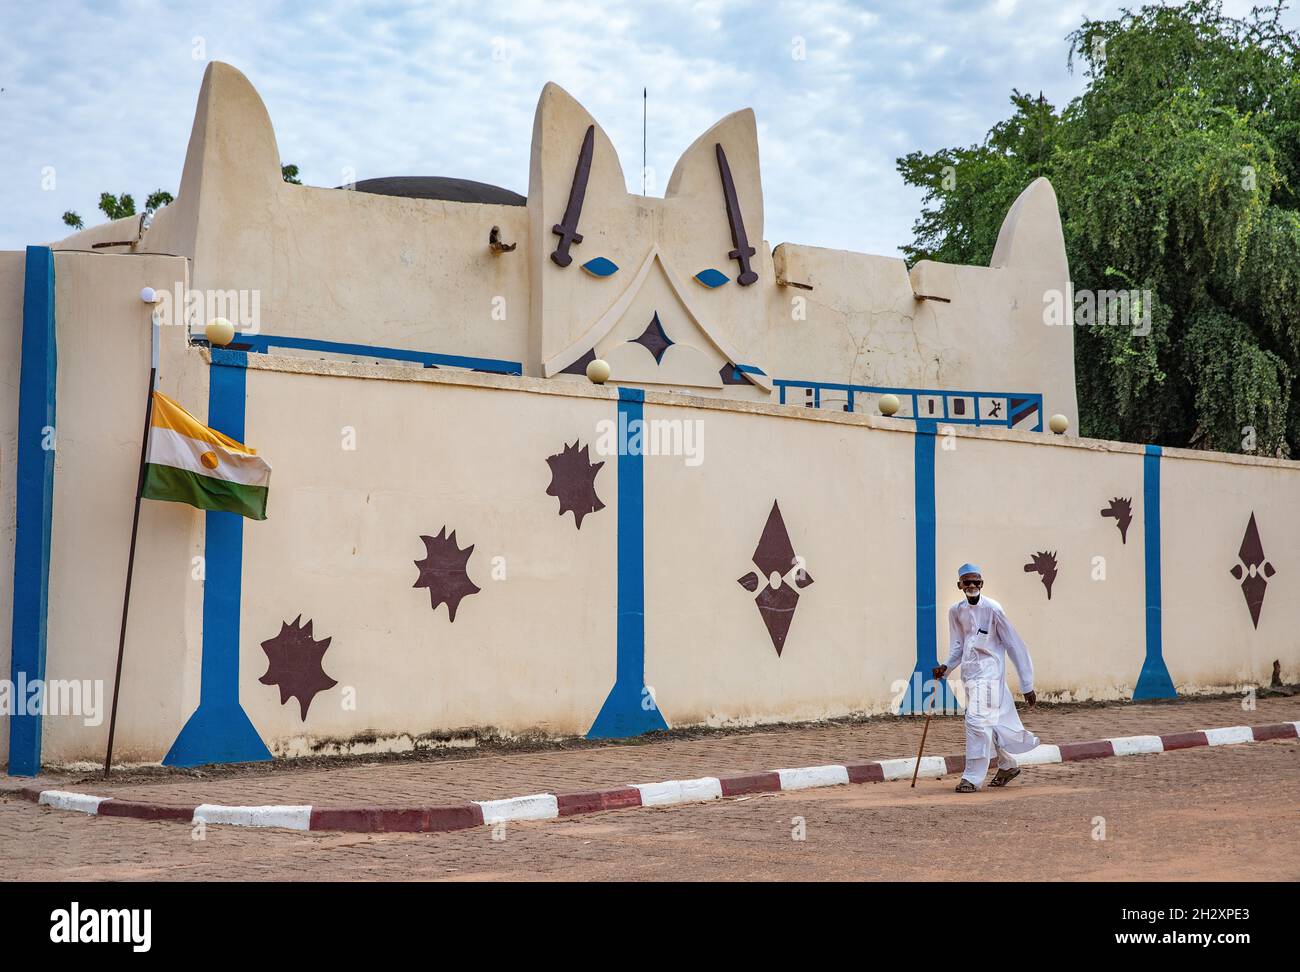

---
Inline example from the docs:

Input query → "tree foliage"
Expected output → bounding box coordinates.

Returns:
[61,166,300,231]
[897,1,1299,456]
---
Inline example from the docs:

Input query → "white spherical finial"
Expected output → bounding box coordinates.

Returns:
[586,358,611,385]
[878,393,901,416]
[1049,413,1069,434]
[140,287,157,304]
[206,317,236,347]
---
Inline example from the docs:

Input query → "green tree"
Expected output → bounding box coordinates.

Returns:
[897,0,1299,457]
[63,188,175,228]
[61,166,300,230]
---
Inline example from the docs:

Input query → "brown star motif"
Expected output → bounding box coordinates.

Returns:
[413,527,481,622]
[545,440,605,528]
[258,616,338,721]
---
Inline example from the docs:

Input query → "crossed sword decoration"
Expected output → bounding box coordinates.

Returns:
[549,124,758,287]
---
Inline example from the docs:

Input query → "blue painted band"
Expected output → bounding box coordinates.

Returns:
[163,351,272,765]
[616,396,644,686]
[587,394,668,738]
[1136,444,1175,699]
[8,247,57,775]
[733,364,766,375]
[201,353,247,707]
[914,420,938,669]
[896,419,956,713]
[228,334,522,375]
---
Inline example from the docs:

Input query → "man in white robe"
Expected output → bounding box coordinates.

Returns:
[932,563,1039,792]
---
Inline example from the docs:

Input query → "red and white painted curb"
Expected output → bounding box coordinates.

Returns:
[12,720,1298,834]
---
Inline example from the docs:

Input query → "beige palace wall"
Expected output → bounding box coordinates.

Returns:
[8,316,1300,768]
[1161,449,1300,690]
[54,63,1079,419]
[37,252,206,766]
[6,63,1289,770]
[238,364,619,750]
[934,431,1299,699]
[934,433,1149,699]
[643,400,917,725]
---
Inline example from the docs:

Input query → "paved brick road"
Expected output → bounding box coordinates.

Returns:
[2,736,1295,881]
[1,695,1296,881]
[14,695,1298,810]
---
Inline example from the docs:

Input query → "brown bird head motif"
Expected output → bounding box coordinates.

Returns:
[1100,497,1132,543]
[1024,551,1059,600]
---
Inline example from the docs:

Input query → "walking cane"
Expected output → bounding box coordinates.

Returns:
[910,712,932,788]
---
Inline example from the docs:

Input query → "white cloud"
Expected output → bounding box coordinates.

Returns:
[0,0,1296,260]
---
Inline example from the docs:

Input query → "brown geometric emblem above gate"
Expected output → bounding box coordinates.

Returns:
[545,440,605,528]
[1229,512,1275,629]
[737,500,813,656]
[632,311,674,364]
[413,527,481,622]
[258,616,338,720]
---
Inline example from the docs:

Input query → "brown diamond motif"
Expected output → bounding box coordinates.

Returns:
[736,500,813,656]
[1229,512,1275,629]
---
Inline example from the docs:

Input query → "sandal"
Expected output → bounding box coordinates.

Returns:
[955,780,977,793]
[988,768,1021,787]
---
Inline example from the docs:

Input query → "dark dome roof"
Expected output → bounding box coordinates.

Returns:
[348,176,525,206]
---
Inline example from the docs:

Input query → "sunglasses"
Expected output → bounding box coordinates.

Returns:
[960,578,984,588]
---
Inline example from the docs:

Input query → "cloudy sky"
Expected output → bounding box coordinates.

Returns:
[1,0,1291,257]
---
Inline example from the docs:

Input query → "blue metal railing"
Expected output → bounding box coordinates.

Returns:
[772,379,1044,432]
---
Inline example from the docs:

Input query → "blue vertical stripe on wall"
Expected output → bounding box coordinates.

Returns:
[1135,444,1176,699]
[7,247,57,775]
[897,420,958,714]
[163,350,273,765]
[587,387,669,738]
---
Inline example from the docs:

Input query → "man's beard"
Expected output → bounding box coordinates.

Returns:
[965,592,981,604]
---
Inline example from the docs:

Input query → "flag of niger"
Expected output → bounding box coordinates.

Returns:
[141,391,271,520]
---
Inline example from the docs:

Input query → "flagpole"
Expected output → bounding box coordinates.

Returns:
[103,316,160,778]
